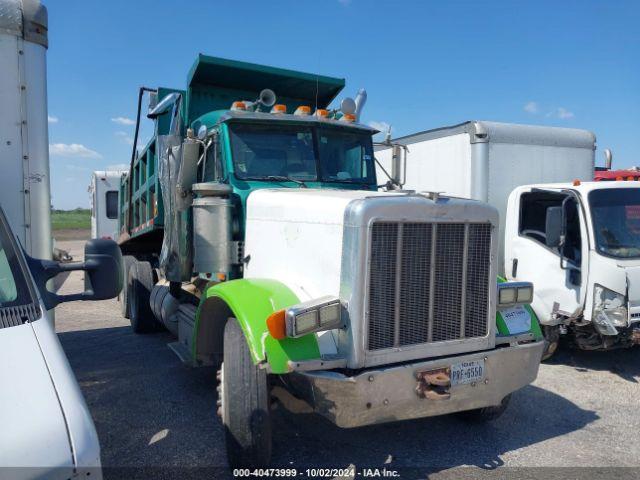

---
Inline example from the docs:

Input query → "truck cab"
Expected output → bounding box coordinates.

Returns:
[117,55,544,469]
[505,181,640,353]
[0,203,123,479]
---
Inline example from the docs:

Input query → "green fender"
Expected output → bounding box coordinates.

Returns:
[495,276,543,340]
[193,278,321,374]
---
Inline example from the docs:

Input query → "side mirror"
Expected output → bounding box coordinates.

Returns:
[147,92,181,119]
[27,239,123,310]
[545,206,564,248]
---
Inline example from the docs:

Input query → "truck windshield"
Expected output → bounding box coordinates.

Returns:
[229,123,374,185]
[589,188,640,258]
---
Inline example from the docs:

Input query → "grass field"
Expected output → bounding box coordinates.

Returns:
[51,208,91,230]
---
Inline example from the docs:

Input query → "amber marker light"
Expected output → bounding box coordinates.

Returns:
[294,105,311,116]
[231,101,247,111]
[271,104,287,114]
[267,310,286,339]
[314,109,329,118]
[572,179,581,186]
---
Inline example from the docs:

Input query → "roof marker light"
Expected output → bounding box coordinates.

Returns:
[294,105,311,116]
[231,101,247,111]
[271,104,287,114]
[573,179,581,186]
[341,113,356,122]
[314,109,329,118]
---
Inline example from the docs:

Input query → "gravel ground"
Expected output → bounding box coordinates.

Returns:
[54,240,640,480]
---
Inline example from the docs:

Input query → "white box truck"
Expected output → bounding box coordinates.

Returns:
[89,170,125,240]
[376,121,640,358]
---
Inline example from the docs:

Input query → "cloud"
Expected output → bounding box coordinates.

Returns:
[523,101,539,114]
[115,130,134,146]
[368,121,392,135]
[49,143,102,159]
[106,163,130,172]
[111,116,135,126]
[556,107,575,119]
[48,115,59,123]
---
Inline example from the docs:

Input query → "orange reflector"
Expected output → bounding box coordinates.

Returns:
[231,101,247,111]
[271,104,287,114]
[216,273,226,282]
[314,109,329,117]
[342,113,356,122]
[572,179,581,186]
[267,310,286,339]
[294,105,311,116]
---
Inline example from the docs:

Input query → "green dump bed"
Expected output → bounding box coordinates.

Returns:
[119,55,345,247]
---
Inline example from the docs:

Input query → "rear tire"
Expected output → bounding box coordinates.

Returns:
[457,394,511,422]
[119,255,135,319]
[541,325,560,361]
[128,261,157,333]
[220,319,272,469]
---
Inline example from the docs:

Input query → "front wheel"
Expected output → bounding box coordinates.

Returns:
[219,319,272,469]
[456,394,511,422]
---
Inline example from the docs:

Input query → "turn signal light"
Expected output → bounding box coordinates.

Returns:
[271,104,287,114]
[266,310,286,340]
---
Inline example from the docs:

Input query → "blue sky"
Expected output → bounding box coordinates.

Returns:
[46,0,640,209]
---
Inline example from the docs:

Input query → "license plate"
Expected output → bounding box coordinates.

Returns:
[450,359,485,386]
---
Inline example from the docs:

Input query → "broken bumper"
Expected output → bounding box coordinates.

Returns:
[289,340,544,428]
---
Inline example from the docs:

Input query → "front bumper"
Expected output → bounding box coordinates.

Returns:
[289,340,544,428]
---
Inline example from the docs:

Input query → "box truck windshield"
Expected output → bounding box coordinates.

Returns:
[590,188,640,258]
[229,123,375,183]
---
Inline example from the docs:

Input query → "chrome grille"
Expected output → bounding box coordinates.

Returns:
[367,222,491,351]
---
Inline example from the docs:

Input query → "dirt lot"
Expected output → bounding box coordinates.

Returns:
[54,240,640,479]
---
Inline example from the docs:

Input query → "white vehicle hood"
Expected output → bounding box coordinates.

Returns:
[0,322,74,476]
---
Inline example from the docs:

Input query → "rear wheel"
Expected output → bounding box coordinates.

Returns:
[219,319,272,469]
[457,394,511,422]
[119,255,135,319]
[541,325,560,361]
[128,260,157,333]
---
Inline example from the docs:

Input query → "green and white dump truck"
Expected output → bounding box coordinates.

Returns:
[117,55,544,468]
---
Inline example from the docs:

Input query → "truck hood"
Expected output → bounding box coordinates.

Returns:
[0,322,74,476]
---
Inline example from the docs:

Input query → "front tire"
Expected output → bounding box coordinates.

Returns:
[128,260,157,333]
[457,394,511,422]
[219,319,272,469]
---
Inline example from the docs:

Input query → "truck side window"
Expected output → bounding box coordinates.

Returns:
[106,191,118,219]
[519,191,581,265]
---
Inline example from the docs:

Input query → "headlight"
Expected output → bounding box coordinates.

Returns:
[498,282,534,308]
[592,284,627,334]
[284,296,342,338]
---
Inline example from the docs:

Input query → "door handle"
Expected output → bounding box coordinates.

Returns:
[511,258,518,278]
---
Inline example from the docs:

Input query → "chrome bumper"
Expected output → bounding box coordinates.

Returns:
[288,340,544,428]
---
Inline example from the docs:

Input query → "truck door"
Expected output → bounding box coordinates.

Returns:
[505,188,587,324]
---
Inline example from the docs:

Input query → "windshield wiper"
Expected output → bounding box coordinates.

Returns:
[266,175,308,188]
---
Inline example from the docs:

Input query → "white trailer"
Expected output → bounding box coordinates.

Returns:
[0,0,52,259]
[375,120,596,274]
[89,170,125,240]
[377,121,640,356]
